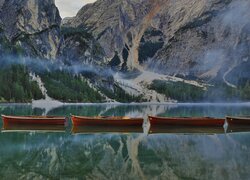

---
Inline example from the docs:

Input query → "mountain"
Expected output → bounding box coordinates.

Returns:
[0,0,61,59]
[65,0,250,81]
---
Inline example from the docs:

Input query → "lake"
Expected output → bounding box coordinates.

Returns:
[0,103,250,179]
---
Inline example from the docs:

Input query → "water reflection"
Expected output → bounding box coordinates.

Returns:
[2,123,66,133]
[1,103,249,118]
[1,132,250,179]
[0,103,250,179]
[72,125,143,134]
[149,125,225,134]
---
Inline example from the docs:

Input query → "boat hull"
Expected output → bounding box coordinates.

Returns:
[1,115,66,126]
[71,115,143,126]
[226,116,250,125]
[148,116,225,126]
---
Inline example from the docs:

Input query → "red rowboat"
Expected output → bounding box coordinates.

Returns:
[71,115,144,126]
[148,116,225,126]
[1,115,67,126]
[226,116,250,125]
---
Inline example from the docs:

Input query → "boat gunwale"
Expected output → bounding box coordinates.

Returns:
[148,115,224,121]
[1,114,66,120]
[226,116,250,121]
[71,115,143,121]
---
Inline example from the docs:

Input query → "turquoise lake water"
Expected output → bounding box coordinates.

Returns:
[0,103,250,179]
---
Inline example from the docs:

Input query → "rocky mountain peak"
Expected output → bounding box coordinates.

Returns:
[64,0,250,84]
[0,0,61,59]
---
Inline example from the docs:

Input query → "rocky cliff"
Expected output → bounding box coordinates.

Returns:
[0,0,61,59]
[65,0,250,84]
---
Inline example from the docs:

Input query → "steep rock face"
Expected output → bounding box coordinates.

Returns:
[0,0,61,59]
[153,0,250,82]
[65,0,250,83]
[59,26,105,65]
[66,0,167,70]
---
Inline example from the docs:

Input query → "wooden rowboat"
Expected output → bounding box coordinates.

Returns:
[1,115,67,126]
[71,115,144,126]
[148,116,225,126]
[226,116,250,125]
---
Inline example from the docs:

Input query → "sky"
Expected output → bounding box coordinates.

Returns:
[55,0,96,18]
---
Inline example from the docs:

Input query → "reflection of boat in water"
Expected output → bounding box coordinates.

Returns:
[226,116,250,125]
[148,116,225,126]
[1,115,67,126]
[71,115,144,126]
[226,125,250,133]
[2,123,65,133]
[71,125,142,134]
[149,125,225,134]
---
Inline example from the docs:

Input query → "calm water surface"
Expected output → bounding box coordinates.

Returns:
[0,103,250,179]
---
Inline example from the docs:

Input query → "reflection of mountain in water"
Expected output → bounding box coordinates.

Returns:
[0,132,250,179]
[47,104,176,117]
[46,103,250,118]
[142,134,250,180]
[1,103,250,118]
[0,104,250,179]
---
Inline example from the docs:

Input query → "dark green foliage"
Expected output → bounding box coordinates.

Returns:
[122,47,129,62]
[61,27,92,39]
[138,28,164,63]
[100,84,144,103]
[150,80,204,102]
[61,26,92,51]
[0,36,12,54]
[0,35,24,56]
[200,81,250,101]
[144,29,163,37]
[61,26,104,57]
[109,52,121,67]
[239,80,250,99]
[139,42,164,63]
[40,71,104,102]
[203,83,239,101]
[178,10,218,32]
[91,42,105,57]
[150,80,250,102]
[0,65,44,102]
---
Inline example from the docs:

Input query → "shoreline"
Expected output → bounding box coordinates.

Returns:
[0,102,250,106]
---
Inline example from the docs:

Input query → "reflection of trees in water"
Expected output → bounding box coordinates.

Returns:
[160,104,250,118]
[142,134,250,179]
[1,104,250,179]
[0,133,250,179]
[1,103,250,118]
[40,103,250,118]
[0,104,44,117]
[46,104,177,118]
[0,133,149,179]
